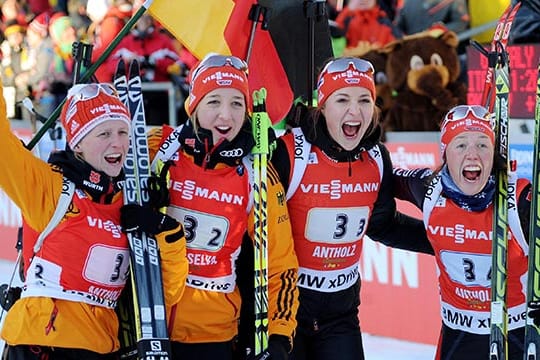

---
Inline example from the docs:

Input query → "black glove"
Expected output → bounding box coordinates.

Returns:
[0,284,21,311]
[253,335,290,360]
[120,204,183,243]
[528,301,540,327]
[147,174,170,209]
[268,127,277,155]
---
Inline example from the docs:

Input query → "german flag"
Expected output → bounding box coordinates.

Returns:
[150,0,294,124]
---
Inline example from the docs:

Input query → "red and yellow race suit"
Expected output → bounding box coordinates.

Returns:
[149,126,299,345]
[0,84,186,353]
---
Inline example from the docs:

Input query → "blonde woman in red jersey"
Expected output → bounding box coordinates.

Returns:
[393,105,531,359]
[0,81,187,359]
[147,54,299,360]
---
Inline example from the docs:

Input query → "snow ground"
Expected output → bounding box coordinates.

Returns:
[0,260,436,359]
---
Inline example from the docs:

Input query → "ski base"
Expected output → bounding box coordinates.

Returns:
[136,339,172,360]
[114,58,172,360]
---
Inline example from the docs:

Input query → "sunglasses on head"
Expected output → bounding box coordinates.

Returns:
[67,83,118,107]
[442,105,493,128]
[319,57,374,78]
[191,54,248,83]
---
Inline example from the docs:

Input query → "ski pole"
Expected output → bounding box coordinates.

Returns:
[71,42,94,85]
[524,60,540,360]
[489,41,510,360]
[303,0,325,106]
[474,2,520,113]
[246,3,269,64]
[252,88,270,356]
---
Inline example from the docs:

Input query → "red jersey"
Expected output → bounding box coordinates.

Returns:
[149,125,299,344]
[22,188,128,308]
[103,28,180,82]
[424,176,528,334]
[167,151,249,293]
[282,131,383,292]
[0,87,187,353]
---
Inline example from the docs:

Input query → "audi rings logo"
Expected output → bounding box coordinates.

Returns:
[220,148,244,157]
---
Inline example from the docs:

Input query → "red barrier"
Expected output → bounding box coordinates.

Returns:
[0,226,19,261]
[360,241,440,344]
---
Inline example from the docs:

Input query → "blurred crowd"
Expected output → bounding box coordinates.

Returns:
[327,0,539,57]
[0,0,197,124]
[0,0,539,125]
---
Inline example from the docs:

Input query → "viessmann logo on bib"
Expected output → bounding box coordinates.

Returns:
[170,179,245,204]
[300,179,379,200]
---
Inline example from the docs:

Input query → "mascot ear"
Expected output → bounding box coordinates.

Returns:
[380,38,401,54]
[440,31,459,48]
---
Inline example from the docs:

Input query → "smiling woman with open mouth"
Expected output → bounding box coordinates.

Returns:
[392,104,532,360]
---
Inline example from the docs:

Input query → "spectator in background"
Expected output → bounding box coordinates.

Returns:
[86,0,132,81]
[1,0,28,38]
[67,0,92,40]
[1,0,28,24]
[509,0,540,44]
[159,29,197,122]
[14,12,56,117]
[395,0,470,36]
[36,13,79,157]
[395,0,470,83]
[104,11,184,125]
[48,14,77,102]
[26,0,52,16]
[327,0,401,21]
[1,20,30,119]
[54,0,69,14]
[336,0,402,56]
[107,13,182,83]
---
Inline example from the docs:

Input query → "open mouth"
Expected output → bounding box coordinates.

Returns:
[462,165,481,182]
[342,121,361,138]
[105,154,122,164]
[216,126,232,136]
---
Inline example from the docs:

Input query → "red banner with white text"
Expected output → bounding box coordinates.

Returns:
[359,141,442,344]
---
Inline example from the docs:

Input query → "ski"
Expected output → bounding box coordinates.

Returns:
[489,38,511,360]
[481,1,520,112]
[113,59,138,360]
[524,62,540,360]
[251,88,270,356]
[115,59,172,360]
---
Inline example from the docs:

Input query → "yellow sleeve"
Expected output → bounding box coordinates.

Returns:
[156,224,188,309]
[0,80,61,231]
[150,125,188,308]
[148,126,164,163]
[248,162,299,342]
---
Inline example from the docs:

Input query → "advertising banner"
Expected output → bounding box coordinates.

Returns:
[357,142,442,344]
